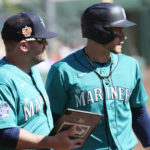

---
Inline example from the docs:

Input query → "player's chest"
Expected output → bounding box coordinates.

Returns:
[14,78,50,122]
[67,70,134,110]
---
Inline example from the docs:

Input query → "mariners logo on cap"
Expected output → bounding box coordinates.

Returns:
[0,101,10,119]
[22,26,32,37]
[39,16,45,27]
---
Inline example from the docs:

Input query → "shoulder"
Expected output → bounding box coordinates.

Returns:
[51,48,84,71]
[119,53,137,62]
[0,58,24,85]
[118,53,139,66]
[0,58,11,75]
[111,53,141,74]
[0,64,14,85]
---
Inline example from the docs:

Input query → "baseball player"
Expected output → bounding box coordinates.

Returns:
[46,3,150,150]
[0,12,83,150]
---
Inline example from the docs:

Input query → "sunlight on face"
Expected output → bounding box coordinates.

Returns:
[105,28,127,54]
[27,40,48,65]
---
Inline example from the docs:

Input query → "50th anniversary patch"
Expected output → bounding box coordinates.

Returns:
[0,101,10,119]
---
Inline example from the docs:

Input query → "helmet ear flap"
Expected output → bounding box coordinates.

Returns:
[82,23,115,44]
[94,24,115,44]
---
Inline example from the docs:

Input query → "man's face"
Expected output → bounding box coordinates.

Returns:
[27,39,48,65]
[105,28,127,54]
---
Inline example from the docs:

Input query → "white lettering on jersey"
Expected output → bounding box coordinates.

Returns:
[106,86,110,99]
[87,90,94,103]
[119,87,124,101]
[94,88,103,101]
[74,86,132,108]
[23,95,46,121]
[24,101,34,121]
[125,89,132,102]
[35,98,41,113]
[110,86,118,99]
[75,92,86,107]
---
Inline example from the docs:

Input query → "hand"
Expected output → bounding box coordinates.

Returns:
[145,146,150,150]
[51,127,84,150]
[15,128,83,150]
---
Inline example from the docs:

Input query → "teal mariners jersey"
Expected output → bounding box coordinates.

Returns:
[0,58,53,150]
[46,48,148,150]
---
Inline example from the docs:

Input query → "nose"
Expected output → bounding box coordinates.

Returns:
[44,40,48,46]
[43,40,48,49]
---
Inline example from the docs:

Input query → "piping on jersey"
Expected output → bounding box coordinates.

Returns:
[83,50,123,150]
[74,49,122,150]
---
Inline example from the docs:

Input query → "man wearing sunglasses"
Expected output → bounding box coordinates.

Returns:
[0,12,84,150]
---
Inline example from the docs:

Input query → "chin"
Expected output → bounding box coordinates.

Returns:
[35,55,47,65]
[111,48,122,54]
[40,53,47,60]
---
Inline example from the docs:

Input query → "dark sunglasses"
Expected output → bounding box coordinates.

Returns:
[36,38,47,44]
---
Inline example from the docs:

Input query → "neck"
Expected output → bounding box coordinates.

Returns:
[84,40,110,63]
[5,55,31,73]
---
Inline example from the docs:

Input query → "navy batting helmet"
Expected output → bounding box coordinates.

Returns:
[81,3,136,44]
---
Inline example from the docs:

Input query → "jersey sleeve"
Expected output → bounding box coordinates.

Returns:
[0,84,17,129]
[46,65,69,115]
[129,61,148,108]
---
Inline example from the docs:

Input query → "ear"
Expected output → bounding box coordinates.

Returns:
[19,40,29,52]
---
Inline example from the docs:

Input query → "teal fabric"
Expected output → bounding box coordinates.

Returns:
[0,58,53,150]
[46,49,148,150]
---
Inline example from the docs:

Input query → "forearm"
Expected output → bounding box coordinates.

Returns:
[132,104,150,147]
[16,128,55,149]
[145,146,150,150]
[16,128,84,150]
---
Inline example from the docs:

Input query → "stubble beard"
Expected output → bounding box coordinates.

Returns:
[34,51,48,65]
